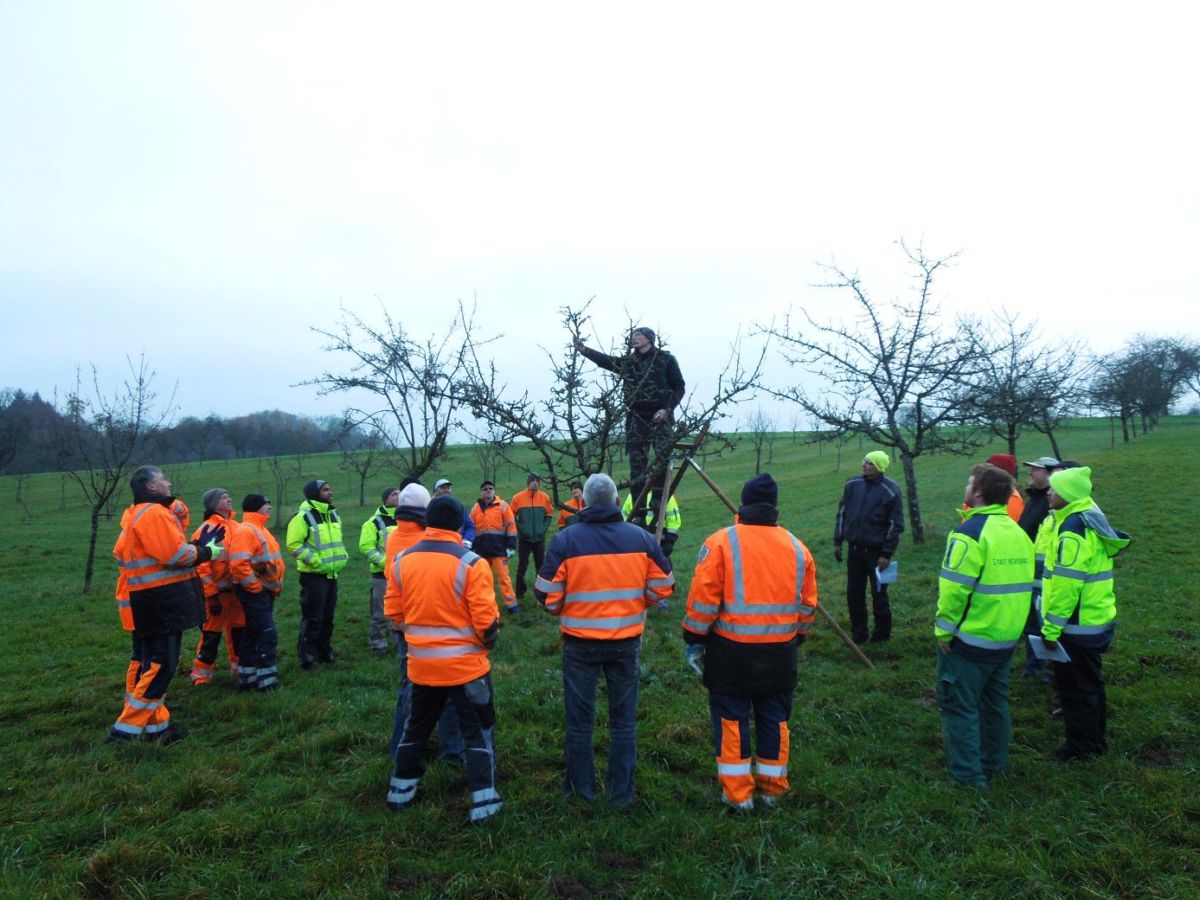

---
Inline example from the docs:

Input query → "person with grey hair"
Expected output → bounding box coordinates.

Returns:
[188,488,246,685]
[575,328,685,494]
[534,471,675,807]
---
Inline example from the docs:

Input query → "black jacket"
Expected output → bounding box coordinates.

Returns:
[579,345,685,416]
[834,475,904,556]
[1018,486,1051,541]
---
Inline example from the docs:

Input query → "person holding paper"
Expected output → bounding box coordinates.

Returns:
[1040,466,1129,761]
[834,450,904,643]
[934,463,1035,788]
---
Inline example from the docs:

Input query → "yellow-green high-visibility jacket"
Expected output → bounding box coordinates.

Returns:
[621,494,681,534]
[1041,497,1129,644]
[1031,513,1057,604]
[286,499,349,577]
[935,504,1035,657]
[358,505,396,574]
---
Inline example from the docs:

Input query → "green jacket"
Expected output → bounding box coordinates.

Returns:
[935,504,1035,657]
[358,505,396,574]
[286,499,349,577]
[1041,497,1128,643]
[621,494,681,533]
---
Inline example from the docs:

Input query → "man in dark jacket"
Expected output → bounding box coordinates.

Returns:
[576,327,685,492]
[833,451,904,643]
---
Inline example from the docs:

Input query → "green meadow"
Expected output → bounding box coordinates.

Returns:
[1,418,1197,898]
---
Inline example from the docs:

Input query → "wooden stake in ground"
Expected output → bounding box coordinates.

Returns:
[684,457,875,670]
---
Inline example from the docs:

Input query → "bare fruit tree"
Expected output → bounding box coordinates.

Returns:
[52,357,175,592]
[335,416,394,508]
[761,242,983,544]
[307,304,472,482]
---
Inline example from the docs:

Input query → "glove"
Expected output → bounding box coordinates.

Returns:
[205,540,225,560]
[833,543,843,563]
[195,523,226,547]
[463,540,472,550]
[506,548,515,558]
[685,644,705,677]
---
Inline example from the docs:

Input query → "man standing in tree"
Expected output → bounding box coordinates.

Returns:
[833,450,904,644]
[576,327,685,493]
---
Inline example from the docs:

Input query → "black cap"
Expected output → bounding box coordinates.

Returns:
[303,479,328,501]
[427,495,465,530]
[242,493,270,513]
[381,486,399,504]
[741,473,778,507]
[633,326,656,346]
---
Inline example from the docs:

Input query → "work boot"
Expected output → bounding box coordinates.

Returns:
[147,723,189,745]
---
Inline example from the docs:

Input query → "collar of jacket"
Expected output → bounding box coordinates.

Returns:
[959,503,1006,521]
[576,502,622,524]
[737,502,778,525]
[477,497,502,510]
[1053,496,1095,523]
[305,499,333,514]
[1025,485,1050,498]
[394,506,426,525]
[242,511,270,528]
[421,527,464,543]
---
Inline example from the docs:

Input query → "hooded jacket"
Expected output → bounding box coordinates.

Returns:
[1041,498,1129,645]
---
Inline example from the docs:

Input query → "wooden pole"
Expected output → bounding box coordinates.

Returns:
[684,457,874,670]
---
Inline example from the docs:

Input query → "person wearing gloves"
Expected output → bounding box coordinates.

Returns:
[386,495,502,824]
[1041,466,1129,761]
[535,473,674,808]
[469,480,519,613]
[360,486,400,654]
[682,473,817,810]
[188,488,246,685]
[229,494,285,692]
[286,479,348,670]
[834,450,904,644]
[110,465,225,743]
[384,483,464,764]
[934,463,1035,788]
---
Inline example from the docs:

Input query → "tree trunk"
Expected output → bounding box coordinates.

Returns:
[1120,414,1130,443]
[899,452,924,544]
[84,505,101,593]
[1046,427,1063,461]
[1007,425,1017,456]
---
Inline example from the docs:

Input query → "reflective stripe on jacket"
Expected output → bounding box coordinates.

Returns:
[285,499,348,575]
[621,493,681,534]
[390,528,498,686]
[230,511,285,594]
[384,519,426,625]
[510,489,555,542]
[935,505,1035,656]
[469,497,517,558]
[534,503,674,640]
[684,523,817,644]
[113,500,203,634]
[1041,497,1129,643]
[358,505,396,573]
[193,513,239,598]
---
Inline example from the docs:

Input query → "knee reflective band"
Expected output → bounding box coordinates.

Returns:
[469,787,502,823]
[386,776,419,809]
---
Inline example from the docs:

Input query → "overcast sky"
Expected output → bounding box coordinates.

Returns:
[2,2,1196,428]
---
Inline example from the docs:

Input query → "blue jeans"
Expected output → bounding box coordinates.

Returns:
[388,632,463,759]
[562,636,641,806]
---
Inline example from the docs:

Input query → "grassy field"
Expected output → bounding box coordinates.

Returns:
[1,418,1197,898]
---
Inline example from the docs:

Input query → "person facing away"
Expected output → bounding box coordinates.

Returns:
[682,473,817,810]
[575,327,685,493]
[286,479,348,669]
[229,493,284,692]
[935,463,1034,789]
[833,450,904,643]
[534,472,674,808]
[386,495,502,824]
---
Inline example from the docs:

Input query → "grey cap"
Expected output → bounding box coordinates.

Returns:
[1023,456,1061,469]
[433,478,452,489]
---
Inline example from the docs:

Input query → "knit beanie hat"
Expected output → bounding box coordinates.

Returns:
[426,495,464,530]
[741,473,779,507]
[242,493,270,513]
[987,454,1018,476]
[381,486,400,504]
[303,479,328,501]
[633,327,656,346]
[1050,466,1093,504]
[864,451,890,474]
[202,488,229,515]
[397,484,431,510]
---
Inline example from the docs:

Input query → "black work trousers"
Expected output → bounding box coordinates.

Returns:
[846,543,891,643]
[1055,637,1110,756]
[626,412,671,490]
[515,539,545,598]
[297,572,338,667]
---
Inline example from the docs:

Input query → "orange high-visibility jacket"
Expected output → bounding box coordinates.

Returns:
[389,528,499,686]
[557,498,585,529]
[469,496,517,559]
[192,514,240,599]
[113,500,203,633]
[230,511,285,595]
[170,498,190,532]
[383,518,426,624]
[684,523,818,644]
[535,506,675,640]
